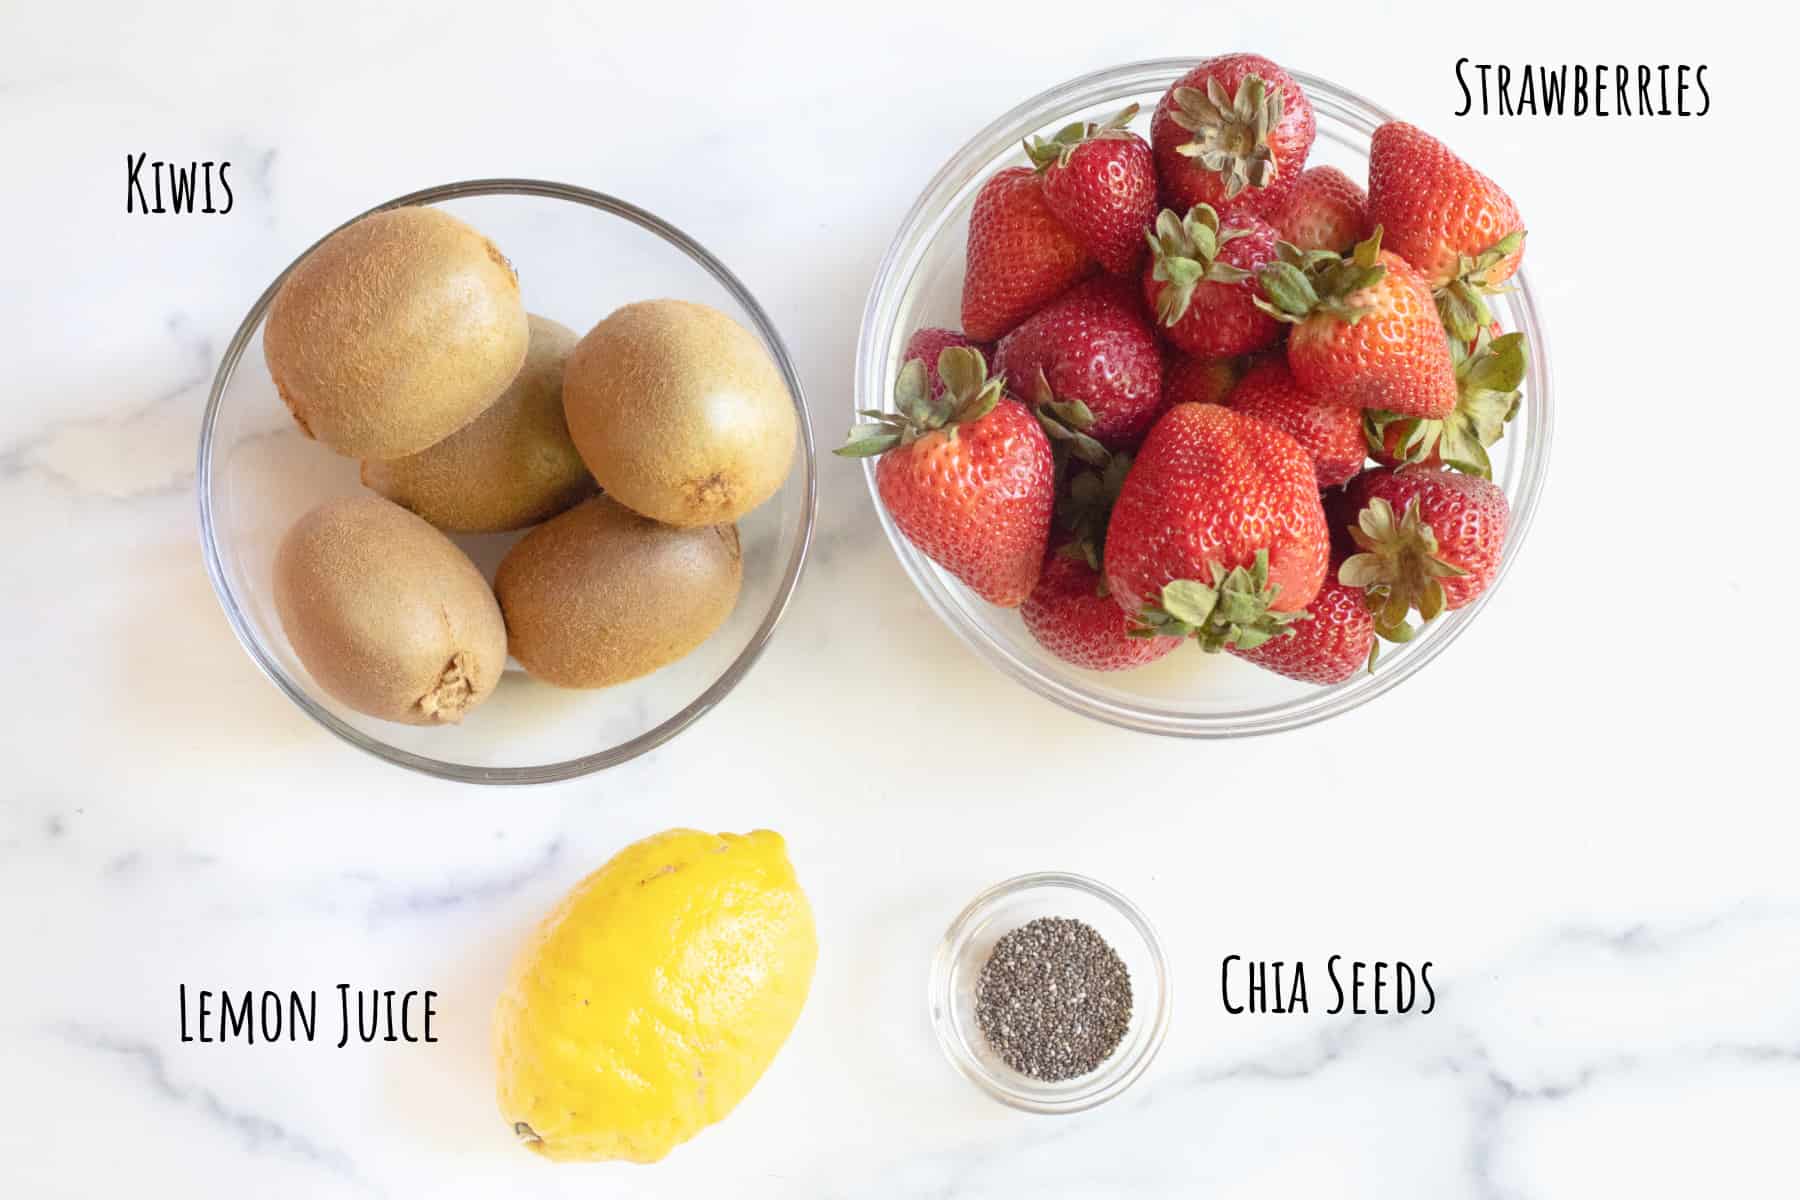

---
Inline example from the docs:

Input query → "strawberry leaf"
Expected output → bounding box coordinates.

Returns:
[1255,261,1318,319]
[1137,550,1307,652]
[1148,204,1255,327]
[1030,370,1108,468]
[1023,105,1141,172]
[1436,230,1526,341]
[1160,579,1220,627]
[938,347,984,405]
[834,429,903,458]
[1057,451,1132,567]
[894,358,931,426]
[1170,74,1284,198]
[1336,497,1466,643]
[842,345,1008,456]
[1437,280,1488,345]
[1440,328,1528,478]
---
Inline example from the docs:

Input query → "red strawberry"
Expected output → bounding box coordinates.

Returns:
[1150,53,1316,222]
[1367,121,1526,342]
[903,328,992,399]
[1104,403,1329,651]
[839,347,1053,607]
[1163,352,1243,408]
[961,167,1096,342]
[1231,575,1374,685]
[995,275,1163,452]
[1143,205,1282,357]
[1337,465,1510,641]
[1225,359,1363,488]
[1270,166,1371,253]
[1023,537,1181,672]
[1025,104,1158,276]
[1257,230,1459,419]
[1365,327,1527,477]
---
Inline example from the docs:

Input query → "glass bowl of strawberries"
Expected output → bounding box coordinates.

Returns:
[849,57,1551,737]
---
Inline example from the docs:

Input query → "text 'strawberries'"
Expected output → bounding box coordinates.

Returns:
[1453,58,1710,117]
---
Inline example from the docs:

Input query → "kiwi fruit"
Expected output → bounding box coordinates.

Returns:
[562,299,796,527]
[495,494,742,688]
[273,495,507,724]
[360,314,595,532]
[264,206,528,460]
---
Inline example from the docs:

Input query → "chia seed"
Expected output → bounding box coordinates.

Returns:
[974,916,1132,1081]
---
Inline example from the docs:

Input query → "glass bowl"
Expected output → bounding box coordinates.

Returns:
[199,180,817,784]
[854,60,1553,737]
[929,872,1171,1113]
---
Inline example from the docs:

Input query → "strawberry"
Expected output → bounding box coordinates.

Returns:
[1367,121,1526,342]
[1270,166,1371,253]
[1025,104,1159,276]
[838,347,1053,607]
[961,166,1096,342]
[1256,229,1459,419]
[995,275,1163,452]
[1023,536,1180,672]
[1150,53,1315,222]
[1337,465,1510,641]
[1365,327,1527,477]
[1143,205,1282,357]
[1163,352,1243,408]
[1224,358,1363,488]
[903,328,992,399]
[1104,403,1329,651]
[1231,574,1374,685]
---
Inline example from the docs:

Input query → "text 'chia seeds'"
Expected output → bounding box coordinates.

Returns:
[974,916,1132,1081]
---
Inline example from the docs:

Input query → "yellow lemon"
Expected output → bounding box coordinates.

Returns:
[493,828,816,1163]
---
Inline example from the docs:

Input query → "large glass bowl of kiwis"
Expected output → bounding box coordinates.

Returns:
[853,59,1551,737]
[200,180,816,783]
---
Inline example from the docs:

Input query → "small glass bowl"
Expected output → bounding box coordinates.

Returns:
[199,180,817,784]
[929,872,1171,1113]
[855,60,1554,737]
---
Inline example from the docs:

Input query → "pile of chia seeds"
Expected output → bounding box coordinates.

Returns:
[974,916,1132,1081]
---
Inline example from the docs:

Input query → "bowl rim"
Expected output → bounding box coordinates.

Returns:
[198,178,819,785]
[854,59,1554,738]
[928,870,1173,1114]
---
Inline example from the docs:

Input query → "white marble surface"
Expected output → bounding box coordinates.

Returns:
[2,2,1793,1197]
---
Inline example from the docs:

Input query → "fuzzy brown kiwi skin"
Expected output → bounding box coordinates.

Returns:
[360,314,597,533]
[562,300,796,528]
[273,495,506,725]
[265,206,528,461]
[495,494,743,689]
